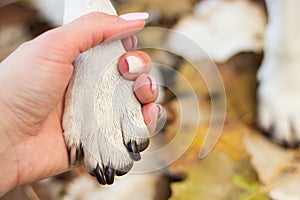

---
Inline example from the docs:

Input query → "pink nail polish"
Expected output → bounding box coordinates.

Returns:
[157,105,162,118]
[131,35,138,49]
[148,75,157,93]
[120,12,149,21]
[126,56,143,73]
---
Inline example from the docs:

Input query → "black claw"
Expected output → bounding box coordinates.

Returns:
[289,124,300,149]
[94,164,106,185]
[280,140,290,149]
[127,140,141,161]
[116,163,133,176]
[260,127,273,139]
[138,139,150,152]
[105,166,115,185]
[279,138,300,149]
[260,126,300,149]
[78,143,83,158]
[88,171,96,177]
[116,170,128,176]
[288,141,300,149]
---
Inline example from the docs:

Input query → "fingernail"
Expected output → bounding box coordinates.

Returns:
[120,12,149,21]
[122,35,138,51]
[131,35,138,49]
[157,104,162,118]
[148,75,157,93]
[126,56,143,73]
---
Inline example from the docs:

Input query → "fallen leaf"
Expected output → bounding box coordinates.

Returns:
[244,132,300,200]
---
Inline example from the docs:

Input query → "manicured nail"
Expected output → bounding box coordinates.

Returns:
[157,104,162,118]
[148,75,157,93]
[120,12,149,21]
[126,56,143,73]
[122,35,138,51]
[131,35,138,49]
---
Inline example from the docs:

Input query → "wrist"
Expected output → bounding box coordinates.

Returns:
[0,121,18,197]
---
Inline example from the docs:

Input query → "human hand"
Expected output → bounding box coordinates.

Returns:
[0,12,160,196]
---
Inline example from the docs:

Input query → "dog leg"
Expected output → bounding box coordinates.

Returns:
[62,0,149,184]
[258,0,300,147]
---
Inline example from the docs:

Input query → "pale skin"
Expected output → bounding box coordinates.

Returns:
[0,12,159,196]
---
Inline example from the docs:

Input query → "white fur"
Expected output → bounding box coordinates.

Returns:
[62,0,148,173]
[166,0,266,63]
[64,135,168,200]
[64,173,158,200]
[258,0,300,144]
[31,0,64,26]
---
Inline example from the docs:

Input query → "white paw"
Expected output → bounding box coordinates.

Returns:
[63,41,149,185]
[258,70,300,147]
[257,0,300,148]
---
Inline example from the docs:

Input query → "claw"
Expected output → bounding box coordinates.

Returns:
[280,139,299,149]
[289,124,300,149]
[138,139,150,152]
[116,170,128,176]
[105,166,115,185]
[260,126,300,149]
[116,163,133,176]
[94,164,106,185]
[260,127,273,139]
[127,140,141,161]
[88,171,96,177]
[289,141,300,149]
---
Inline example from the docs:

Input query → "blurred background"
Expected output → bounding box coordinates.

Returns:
[1,0,299,199]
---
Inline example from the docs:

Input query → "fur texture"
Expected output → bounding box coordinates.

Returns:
[258,0,300,147]
[62,0,149,182]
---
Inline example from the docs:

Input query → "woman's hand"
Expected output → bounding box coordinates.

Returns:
[0,12,159,196]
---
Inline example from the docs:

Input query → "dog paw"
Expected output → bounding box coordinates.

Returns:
[258,75,300,148]
[63,41,149,185]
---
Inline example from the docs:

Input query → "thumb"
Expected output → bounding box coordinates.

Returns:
[35,12,149,64]
[0,12,148,134]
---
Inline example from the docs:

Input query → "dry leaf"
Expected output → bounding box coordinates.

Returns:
[244,133,300,200]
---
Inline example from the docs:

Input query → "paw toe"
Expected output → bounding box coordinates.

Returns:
[138,138,150,152]
[279,139,300,149]
[260,127,300,149]
[94,164,106,185]
[116,170,127,176]
[125,139,150,161]
[126,140,141,161]
[104,166,115,185]
[115,163,133,176]
[83,144,134,184]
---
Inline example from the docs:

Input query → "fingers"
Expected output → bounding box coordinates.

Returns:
[119,51,160,132]
[134,74,158,104]
[37,12,149,63]
[122,35,138,51]
[118,50,151,81]
[142,103,162,133]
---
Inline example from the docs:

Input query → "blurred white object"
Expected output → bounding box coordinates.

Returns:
[250,0,300,199]
[166,0,266,63]
[31,0,63,26]
[65,173,160,200]
[258,0,300,156]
